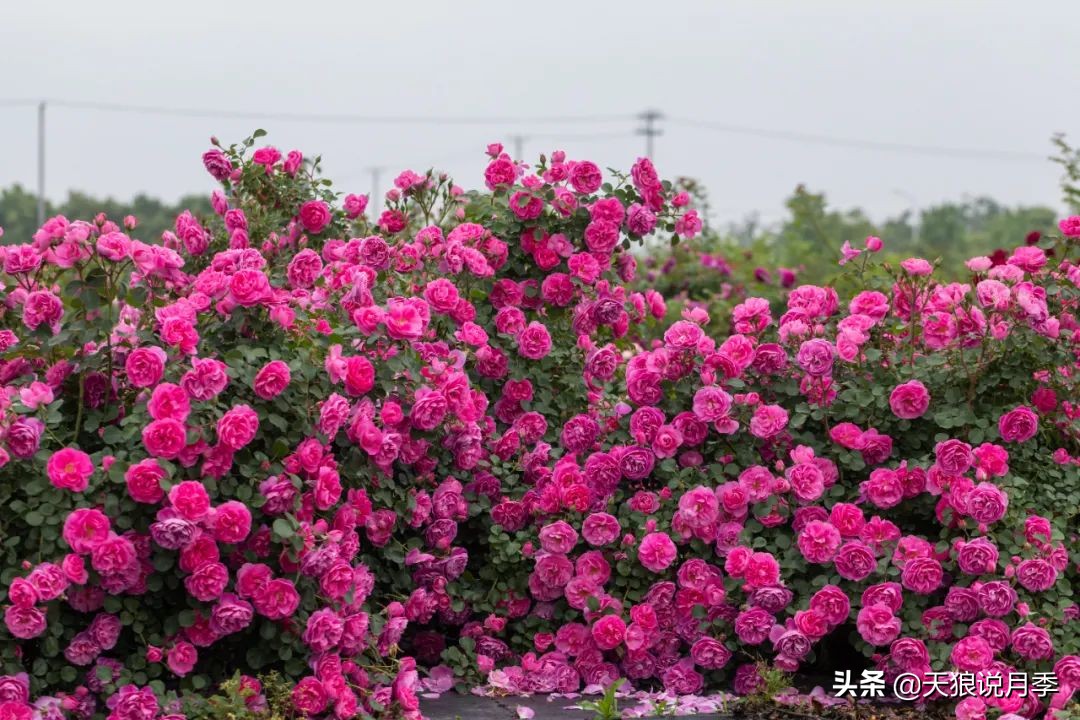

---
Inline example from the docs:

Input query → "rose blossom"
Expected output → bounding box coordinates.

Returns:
[253,360,291,400]
[299,200,331,234]
[889,380,930,419]
[124,346,166,388]
[856,604,901,646]
[637,533,677,573]
[998,405,1038,443]
[46,448,94,492]
[217,404,259,450]
[581,513,620,546]
[590,615,626,650]
[168,481,210,520]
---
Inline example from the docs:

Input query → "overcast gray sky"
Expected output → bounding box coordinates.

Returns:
[2,0,1078,226]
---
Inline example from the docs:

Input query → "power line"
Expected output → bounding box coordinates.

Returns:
[43,99,630,126]
[525,130,630,141]
[37,102,45,226]
[636,109,664,159]
[668,117,1047,162]
[1,98,1052,161]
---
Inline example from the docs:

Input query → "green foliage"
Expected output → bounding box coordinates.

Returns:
[577,679,625,720]
[0,184,212,246]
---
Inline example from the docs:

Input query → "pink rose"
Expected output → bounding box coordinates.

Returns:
[638,532,677,573]
[581,513,620,546]
[1016,558,1057,592]
[147,383,190,422]
[254,578,301,620]
[626,204,657,235]
[253,360,291,400]
[900,556,943,594]
[384,297,429,340]
[141,418,188,459]
[343,355,375,397]
[829,422,863,449]
[181,357,229,401]
[6,579,38,608]
[749,404,788,439]
[998,405,1038,443]
[89,534,136,577]
[569,161,602,194]
[951,636,993,671]
[125,346,167,388]
[46,447,94,492]
[89,613,122,650]
[343,193,368,219]
[286,248,323,288]
[833,541,877,581]
[965,482,1008,524]
[410,388,447,431]
[235,563,273,599]
[976,580,1017,617]
[861,468,902,509]
[796,521,841,564]
[184,562,228,602]
[901,257,933,275]
[483,157,517,190]
[742,552,780,589]
[1011,622,1054,661]
[299,200,332,234]
[692,386,733,422]
[734,608,774,645]
[213,501,252,544]
[517,322,552,360]
[291,677,328,716]
[856,604,901,646]
[796,338,835,376]
[167,641,198,677]
[5,418,43,459]
[229,269,271,307]
[828,503,865,537]
[690,637,732,670]
[3,606,46,640]
[934,438,973,475]
[125,459,166,504]
[590,615,626,650]
[955,538,999,575]
[538,521,578,554]
[26,563,66,602]
[22,290,64,331]
[889,380,930,419]
[423,279,460,314]
[62,508,111,554]
[217,404,259,450]
[303,609,344,654]
[661,659,704,695]
[169,481,211,520]
[809,585,850,626]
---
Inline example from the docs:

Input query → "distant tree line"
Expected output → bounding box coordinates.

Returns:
[0,178,1063,290]
[0,184,212,245]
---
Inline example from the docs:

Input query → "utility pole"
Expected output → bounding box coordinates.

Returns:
[37,101,46,226]
[892,189,919,247]
[510,135,526,160]
[636,108,664,159]
[368,166,382,220]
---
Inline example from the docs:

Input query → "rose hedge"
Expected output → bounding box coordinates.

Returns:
[0,133,1078,720]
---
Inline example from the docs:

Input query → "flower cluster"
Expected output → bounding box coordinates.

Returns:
[0,133,1078,720]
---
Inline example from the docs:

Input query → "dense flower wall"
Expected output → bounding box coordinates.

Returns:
[0,133,1078,720]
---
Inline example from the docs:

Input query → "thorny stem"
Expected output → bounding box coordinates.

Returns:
[71,372,85,444]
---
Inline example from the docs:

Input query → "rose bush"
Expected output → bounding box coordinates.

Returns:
[0,131,1078,720]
